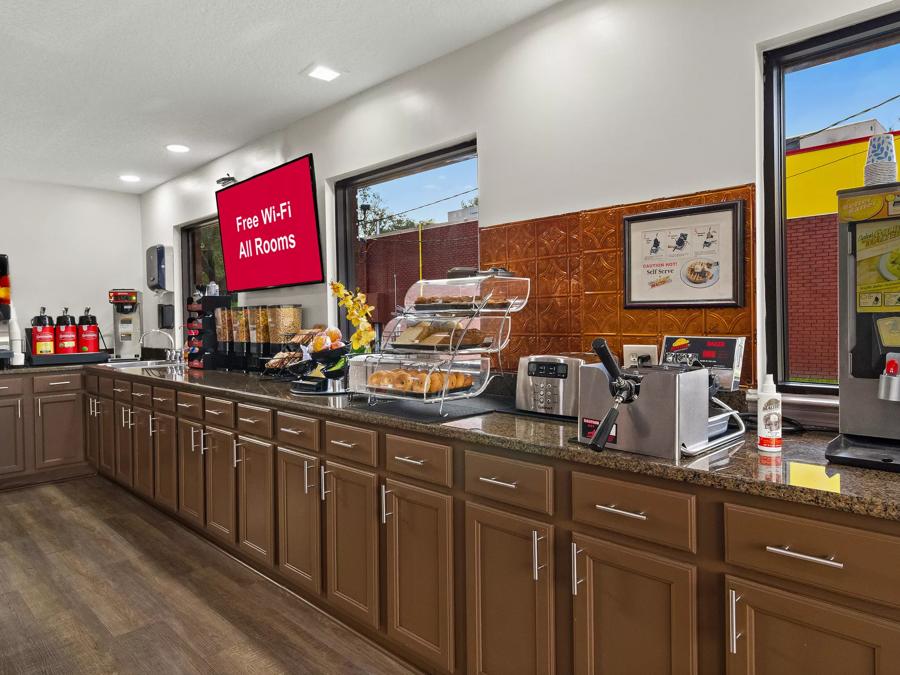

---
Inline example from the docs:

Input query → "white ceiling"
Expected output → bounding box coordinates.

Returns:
[0,0,562,194]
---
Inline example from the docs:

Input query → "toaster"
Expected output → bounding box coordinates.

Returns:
[516,355,585,418]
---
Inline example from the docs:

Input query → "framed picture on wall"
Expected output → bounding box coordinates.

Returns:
[623,200,744,308]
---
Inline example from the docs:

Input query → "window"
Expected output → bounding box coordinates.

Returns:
[335,141,478,330]
[182,219,227,297]
[764,12,900,393]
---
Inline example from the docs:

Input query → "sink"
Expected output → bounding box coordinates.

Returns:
[98,359,179,369]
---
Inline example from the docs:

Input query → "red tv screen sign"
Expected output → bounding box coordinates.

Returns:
[216,154,324,292]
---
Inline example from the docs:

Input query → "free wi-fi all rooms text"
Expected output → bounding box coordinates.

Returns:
[234,201,299,259]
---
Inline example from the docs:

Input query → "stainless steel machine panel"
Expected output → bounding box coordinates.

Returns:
[577,363,710,460]
[516,355,583,417]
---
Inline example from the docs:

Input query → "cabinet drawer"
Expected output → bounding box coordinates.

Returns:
[130,382,152,405]
[99,376,115,398]
[112,379,132,402]
[464,451,553,515]
[85,374,98,394]
[152,386,176,413]
[386,434,452,488]
[205,397,236,427]
[276,411,319,451]
[34,373,83,394]
[572,472,696,553]
[324,421,377,467]
[725,504,900,608]
[0,377,25,396]
[237,403,273,439]
[176,391,203,420]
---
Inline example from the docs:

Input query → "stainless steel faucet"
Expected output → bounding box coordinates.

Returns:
[139,329,179,363]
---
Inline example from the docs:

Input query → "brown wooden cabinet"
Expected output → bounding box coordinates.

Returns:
[177,418,205,527]
[0,396,26,476]
[324,460,379,628]
[154,412,178,512]
[98,397,116,476]
[113,401,133,486]
[726,576,900,675]
[132,407,154,499]
[465,502,554,675]
[34,392,84,471]
[205,425,237,545]
[572,532,697,675]
[277,447,321,594]
[238,435,274,566]
[384,479,454,673]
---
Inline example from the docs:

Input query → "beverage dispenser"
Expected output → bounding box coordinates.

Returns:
[108,289,142,359]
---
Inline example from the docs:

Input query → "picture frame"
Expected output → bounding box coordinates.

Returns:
[623,200,745,308]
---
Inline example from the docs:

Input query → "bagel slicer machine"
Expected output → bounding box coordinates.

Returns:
[577,335,746,461]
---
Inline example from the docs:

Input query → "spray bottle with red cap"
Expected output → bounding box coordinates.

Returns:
[757,374,782,452]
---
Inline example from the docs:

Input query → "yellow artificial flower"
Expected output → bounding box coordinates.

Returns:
[329,281,346,298]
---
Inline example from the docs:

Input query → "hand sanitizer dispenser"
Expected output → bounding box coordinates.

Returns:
[146,245,174,292]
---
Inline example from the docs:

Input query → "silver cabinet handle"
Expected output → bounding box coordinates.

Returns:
[728,588,743,655]
[38,397,42,417]
[394,455,425,466]
[239,417,259,424]
[571,542,584,596]
[319,465,331,501]
[380,484,393,524]
[88,397,95,417]
[206,409,223,416]
[198,429,208,455]
[113,387,126,393]
[595,503,647,521]
[281,427,304,435]
[132,392,146,398]
[190,426,197,453]
[126,408,134,429]
[149,416,157,438]
[765,545,844,569]
[233,439,242,468]
[120,406,126,428]
[479,476,517,489]
[49,381,71,386]
[177,402,193,408]
[303,460,316,495]
[152,396,167,402]
[17,398,21,419]
[330,439,356,449]
[0,385,8,390]
[531,530,546,581]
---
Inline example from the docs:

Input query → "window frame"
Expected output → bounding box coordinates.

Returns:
[763,10,900,395]
[180,217,224,299]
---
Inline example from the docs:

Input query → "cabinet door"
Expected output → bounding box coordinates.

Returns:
[385,479,454,673]
[238,435,274,566]
[325,461,379,628]
[466,502,554,675]
[177,418,205,527]
[84,396,99,468]
[98,398,116,476]
[154,413,178,512]
[132,407,154,498]
[34,393,84,471]
[726,576,900,675]
[0,397,25,475]
[572,533,696,675]
[277,447,321,593]
[205,426,237,545]
[113,401,133,486]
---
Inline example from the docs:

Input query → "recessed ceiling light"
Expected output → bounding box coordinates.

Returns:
[308,65,341,82]
[166,144,190,153]
[119,174,141,183]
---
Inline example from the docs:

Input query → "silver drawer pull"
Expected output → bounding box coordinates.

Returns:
[394,455,426,466]
[0,386,9,390]
[330,439,356,449]
[595,503,647,521]
[239,417,259,424]
[113,387,126,392]
[728,588,743,654]
[177,402,193,408]
[206,409,223,416]
[132,392,146,398]
[48,381,71,386]
[765,545,844,569]
[152,396,167,402]
[281,427,304,435]
[479,476,517,489]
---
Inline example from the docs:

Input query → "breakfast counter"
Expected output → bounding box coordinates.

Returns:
[86,364,900,522]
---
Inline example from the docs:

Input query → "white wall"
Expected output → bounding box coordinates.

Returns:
[139,0,900,354]
[0,177,142,348]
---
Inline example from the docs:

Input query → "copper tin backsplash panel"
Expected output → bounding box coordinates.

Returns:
[481,184,757,386]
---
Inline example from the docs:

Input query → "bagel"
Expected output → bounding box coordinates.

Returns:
[425,371,445,394]
[393,370,412,391]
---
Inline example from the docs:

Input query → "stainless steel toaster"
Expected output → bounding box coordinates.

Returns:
[516,355,584,417]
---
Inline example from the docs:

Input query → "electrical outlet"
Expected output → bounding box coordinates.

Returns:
[623,344,658,367]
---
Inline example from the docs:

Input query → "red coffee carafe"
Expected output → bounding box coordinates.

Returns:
[31,307,55,355]
[77,307,99,353]
[55,307,77,354]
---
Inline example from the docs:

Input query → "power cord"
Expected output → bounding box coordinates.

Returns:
[737,411,806,435]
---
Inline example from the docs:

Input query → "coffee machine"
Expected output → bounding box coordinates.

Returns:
[827,183,900,470]
[108,289,142,359]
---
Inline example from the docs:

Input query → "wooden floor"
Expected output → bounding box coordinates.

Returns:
[0,476,417,674]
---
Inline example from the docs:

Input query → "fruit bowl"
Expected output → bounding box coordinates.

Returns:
[310,344,350,365]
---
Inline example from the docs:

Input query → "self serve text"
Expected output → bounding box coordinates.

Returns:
[234,201,298,259]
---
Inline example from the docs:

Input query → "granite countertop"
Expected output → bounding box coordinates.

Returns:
[87,365,900,522]
[1,364,87,376]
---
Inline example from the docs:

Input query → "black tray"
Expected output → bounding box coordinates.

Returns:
[27,351,110,366]
[366,384,473,400]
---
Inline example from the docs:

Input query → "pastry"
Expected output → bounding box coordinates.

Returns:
[395,323,433,345]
